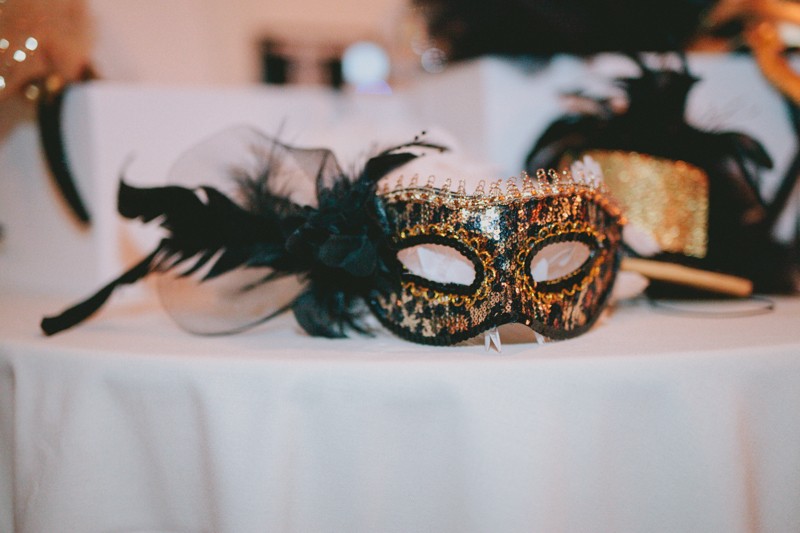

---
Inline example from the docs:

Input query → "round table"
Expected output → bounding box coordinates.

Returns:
[2,289,800,533]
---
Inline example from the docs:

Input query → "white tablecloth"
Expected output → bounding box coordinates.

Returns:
[2,290,800,533]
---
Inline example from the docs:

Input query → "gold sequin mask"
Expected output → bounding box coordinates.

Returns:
[369,169,624,345]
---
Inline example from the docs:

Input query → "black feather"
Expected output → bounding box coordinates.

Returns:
[41,250,158,335]
[40,180,287,335]
[41,134,449,337]
[287,139,447,336]
[117,182,289,280]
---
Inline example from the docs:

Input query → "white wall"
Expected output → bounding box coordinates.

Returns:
[88,0,407,86]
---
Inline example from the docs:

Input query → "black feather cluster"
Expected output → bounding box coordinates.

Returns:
[414,0,714,61]
[41,134,447,337]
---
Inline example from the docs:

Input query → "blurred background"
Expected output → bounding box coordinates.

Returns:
[2,0,800,296]
[1,0,799,96]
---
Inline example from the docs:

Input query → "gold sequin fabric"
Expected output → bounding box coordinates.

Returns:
[368,177,624,345]
[585,150,709,258]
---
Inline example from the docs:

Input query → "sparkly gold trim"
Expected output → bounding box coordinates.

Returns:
[379,174,623,220]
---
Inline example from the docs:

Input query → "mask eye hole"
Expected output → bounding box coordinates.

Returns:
[529,241,592,283]
[398,243,476,286]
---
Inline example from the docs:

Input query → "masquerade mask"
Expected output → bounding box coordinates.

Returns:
[527,55,800,294]
[371,169,623,345]
[41,127,624,346]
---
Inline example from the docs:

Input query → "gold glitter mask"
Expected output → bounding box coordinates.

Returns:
[369,171,624,345]
[583,150,709,258]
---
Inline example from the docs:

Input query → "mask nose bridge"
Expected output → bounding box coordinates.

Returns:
[492,220,528,318]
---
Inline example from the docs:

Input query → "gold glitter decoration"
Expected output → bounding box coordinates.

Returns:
[585,150,709,258]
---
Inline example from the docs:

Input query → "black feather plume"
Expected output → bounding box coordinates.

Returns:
[41,133,447,337]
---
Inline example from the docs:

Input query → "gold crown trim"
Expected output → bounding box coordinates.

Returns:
[378,170,623,224]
